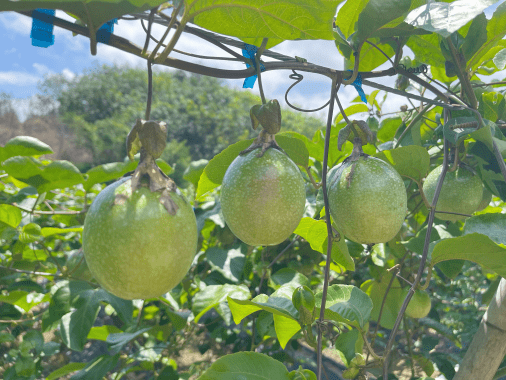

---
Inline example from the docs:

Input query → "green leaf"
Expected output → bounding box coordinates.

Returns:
[270,268,309,289]
[429,233,506,278]
[0,204,22,228]
[2,157,84,193]
[279,131,324,162]
[192,284,250,323]
[70,354,120,380]
[407,34,446,68]
[59,288,133,351]
[183,159,209,189]
[405,0,498,38]
[60,290,101,351]
[334,329,361,367]
[107,327,151,355]
[418,318,462,348]
[0,290,49,313]
[196,139,254,199]
[84,161,137,191]
[20,223,42,244]
[462,13,488,61]
[443,117,495,150]
[276,134,309,167]
[227,285,301,348]
[374,145,430,182]
[294,217,354,271]
[468,2,506,70]
[436,260,465,280]
[493,48,506,70]
[0,136,52,162]
[46,363,87,380]
[41,227,84,237]
[378,117,403,143]
[15,355,36,377]
[335,0,369,39]
[87,325,123,341]
[354,0,412,47]
[315,284,373,329]
[190,0,344,49]
[206,246,246,283]
[479,92,505,122]
[334,104,369,123]
[22,330,44,353]
[360,273,402,329]
[463,213,506,245]
[413,354,435,377]
[198,351,291,380]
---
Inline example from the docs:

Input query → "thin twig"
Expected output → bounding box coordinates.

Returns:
[306,167,321,190]
[13,202,85,215]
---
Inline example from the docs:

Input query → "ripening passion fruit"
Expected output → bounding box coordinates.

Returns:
[422,165,483,222]
[83,176,197,300]
[327,156,407,245]
[403,289,432,319]
[220,147,306,246]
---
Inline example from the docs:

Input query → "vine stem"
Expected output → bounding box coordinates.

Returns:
[145,60,153,120]
[382,116,451,378]
[148,2,183,61]
[256,38,268,105]
[316,74,340,380]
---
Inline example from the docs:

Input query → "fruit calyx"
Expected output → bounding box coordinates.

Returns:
[124,119,179,215]
[337,120,376,151]
[241,99,285,157]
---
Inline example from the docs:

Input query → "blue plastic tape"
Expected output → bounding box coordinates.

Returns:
[31,9,55,48]
[242,43,266,89]
[348,69,367,103]
[96,19,118,44]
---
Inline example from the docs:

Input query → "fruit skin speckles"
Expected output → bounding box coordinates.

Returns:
[423,165,483,222]
[327,156,407,245]
[83,176,197,300]
[220,148,306,246]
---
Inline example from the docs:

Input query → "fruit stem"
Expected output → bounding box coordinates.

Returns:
[240,130,283,157]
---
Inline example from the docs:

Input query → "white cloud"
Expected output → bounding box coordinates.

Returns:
[0,71,40,86]
[62,68,76,80]
[33,63,53,76]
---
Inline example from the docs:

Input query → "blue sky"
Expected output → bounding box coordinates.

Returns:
[1,1,505,121]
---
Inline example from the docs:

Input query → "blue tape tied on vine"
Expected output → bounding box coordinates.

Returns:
[97,19,118,44]
[31,9,55,48]
[242,44,266,89]
[348,69,367,103]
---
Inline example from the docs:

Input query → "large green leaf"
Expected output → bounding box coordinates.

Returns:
[2,156,83,193]
[468,2,506,70]
[479,92,505,123]
[46,363,87,380]
[106,327,151,355]
[405,0,498,38]
[276,134,309,168]
[429,233,506,278]
[84,160,137,191]
[334,329,362,367]
[0,136,52,162]
[279,131,324,162]
[183,159,209,189]
[0,0,168,53]
[59,288,133,351]
[335,0,369,39]
[294,217,354,271]
[443,117,495,150]
[70,354,120,380]
[315,284,373,329]
[198,352,291,380]
[189,0,344,49]
[461,13,488,61]
[407,34,446,68]
[374,145,430,182]
[378,117,403,143]
[0,290,49,313]
[206,246,246,283]
[192,284,250,323]
[227,284,301,348]
[360,273,402,329]
[354,0,412,47]
[196,139,253,199]
[463,213,506,245]
[0,204,22,228]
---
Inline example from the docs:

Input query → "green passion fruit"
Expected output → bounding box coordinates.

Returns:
[476,187,493,212]
[422,165,483,222]
[220,148,305,246]
[327,156,407,245]
[403,289,431,319]
[83,176,197,300]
